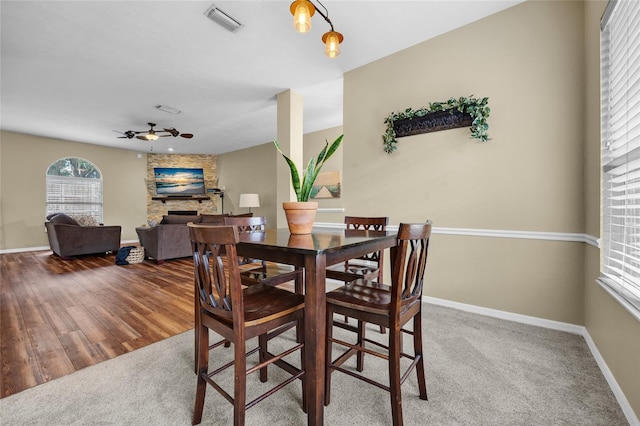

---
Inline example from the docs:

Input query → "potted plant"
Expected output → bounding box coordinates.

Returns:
[382,96,490,154]
[274,134,343,234]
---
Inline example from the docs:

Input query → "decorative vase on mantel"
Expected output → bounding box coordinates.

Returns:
[283,201,318,234]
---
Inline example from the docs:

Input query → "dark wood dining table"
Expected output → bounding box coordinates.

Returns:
[236,227,398,426]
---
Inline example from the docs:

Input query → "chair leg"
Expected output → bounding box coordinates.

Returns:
[194,300,200,374]
[325,306,334,406]
[299,316,307,413]
[374,272,386,334]
[375,281,387,335]
[356,319,366,372]
[259,334,268,382]
[192,323,209,425]
[233,340,247,426]
[194,328,199,375]
[295,270,304,344]
[294,268,304,295]
[388,325,403,426]
[413,312,428,400]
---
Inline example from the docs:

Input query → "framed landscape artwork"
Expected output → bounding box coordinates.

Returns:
[311,171,341,199]
[154,167,206,195]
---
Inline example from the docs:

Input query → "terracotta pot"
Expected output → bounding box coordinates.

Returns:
[282,201,318,234]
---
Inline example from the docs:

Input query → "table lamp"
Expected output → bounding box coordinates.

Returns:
[239,193,260,213]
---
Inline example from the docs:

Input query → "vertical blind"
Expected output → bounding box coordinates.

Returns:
[601,0,640,314]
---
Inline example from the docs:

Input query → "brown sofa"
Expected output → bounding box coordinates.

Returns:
[45,213,122,259]
[136,213,252,264]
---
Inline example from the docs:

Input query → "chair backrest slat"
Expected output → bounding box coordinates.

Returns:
[224,216,266,232]
[391,222,432,312]
[344,216,389,263]
[223,216,268,266]
[189,224,243,321]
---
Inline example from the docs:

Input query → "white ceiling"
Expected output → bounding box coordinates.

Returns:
[1,1,523,154]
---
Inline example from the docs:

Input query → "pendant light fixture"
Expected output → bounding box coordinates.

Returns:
[290,0,343,58]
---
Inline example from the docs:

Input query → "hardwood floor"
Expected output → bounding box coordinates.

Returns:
[0,250,195,398]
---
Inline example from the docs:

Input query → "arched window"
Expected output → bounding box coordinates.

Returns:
[46,157,103,223]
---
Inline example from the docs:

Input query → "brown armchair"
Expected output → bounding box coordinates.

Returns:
[136,223,193,264]
[45,214,121,259]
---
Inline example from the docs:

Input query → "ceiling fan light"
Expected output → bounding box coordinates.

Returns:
[145,134,159,141]
[290,0,315,33]
[322,31,343,58]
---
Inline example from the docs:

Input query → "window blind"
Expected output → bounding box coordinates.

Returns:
[601,0,640,314]
[46,175,103,223]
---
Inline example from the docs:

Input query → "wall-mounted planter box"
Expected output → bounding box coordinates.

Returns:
[392,110,473,138]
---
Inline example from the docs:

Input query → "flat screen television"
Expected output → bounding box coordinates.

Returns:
[154,167,205,195]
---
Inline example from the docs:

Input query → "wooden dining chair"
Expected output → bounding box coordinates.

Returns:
[189,224,306,426]
[326,216,388,283]
[324,222,432,426]
[326,216,389,333]
[224,216,303,294]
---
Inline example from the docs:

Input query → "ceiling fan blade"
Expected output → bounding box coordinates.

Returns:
[159,134,172,137]
[114,130,136,139]
[163,128,180,137]
[136,135,150,141]
[180,133,194,139]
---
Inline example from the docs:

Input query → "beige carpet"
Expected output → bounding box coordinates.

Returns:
[0,304,628,425]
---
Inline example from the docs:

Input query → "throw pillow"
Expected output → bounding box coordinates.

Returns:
[48,213,79,226]
[71,215,99,227]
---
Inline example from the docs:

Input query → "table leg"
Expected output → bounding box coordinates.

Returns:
[304,253,326,426]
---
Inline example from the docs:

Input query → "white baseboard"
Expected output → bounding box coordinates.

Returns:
[0,245,50,254]
[423,296,584,334]
[0,240,139,255]
[582,330,640,426]
[424,296,639,426]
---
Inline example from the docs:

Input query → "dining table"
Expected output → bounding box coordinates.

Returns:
[236,227,398,426]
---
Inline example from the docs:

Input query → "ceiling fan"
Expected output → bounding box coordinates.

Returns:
[114,122,194,141]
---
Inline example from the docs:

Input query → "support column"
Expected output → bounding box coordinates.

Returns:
[276,89,304,228]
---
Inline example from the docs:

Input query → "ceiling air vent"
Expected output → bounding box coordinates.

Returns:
[204,4,243,32]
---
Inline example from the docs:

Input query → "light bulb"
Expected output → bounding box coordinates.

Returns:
[322,31,343,58]
[291,0,315,33]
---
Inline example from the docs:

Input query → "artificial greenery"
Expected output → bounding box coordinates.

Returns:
[382,96,490,154]
[274,134,343,202]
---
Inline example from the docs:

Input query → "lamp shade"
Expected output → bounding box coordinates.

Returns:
[239,193,260,208]
[291,0,315,33]
[322,31,343,58]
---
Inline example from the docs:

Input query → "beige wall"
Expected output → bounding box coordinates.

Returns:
[583,0,640,418]
[585,245,640,418]
[217,142,278,227]
[216,125,344,229]
[344,0,586,320]
[344,0,584,231]
[0,131,147,248]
